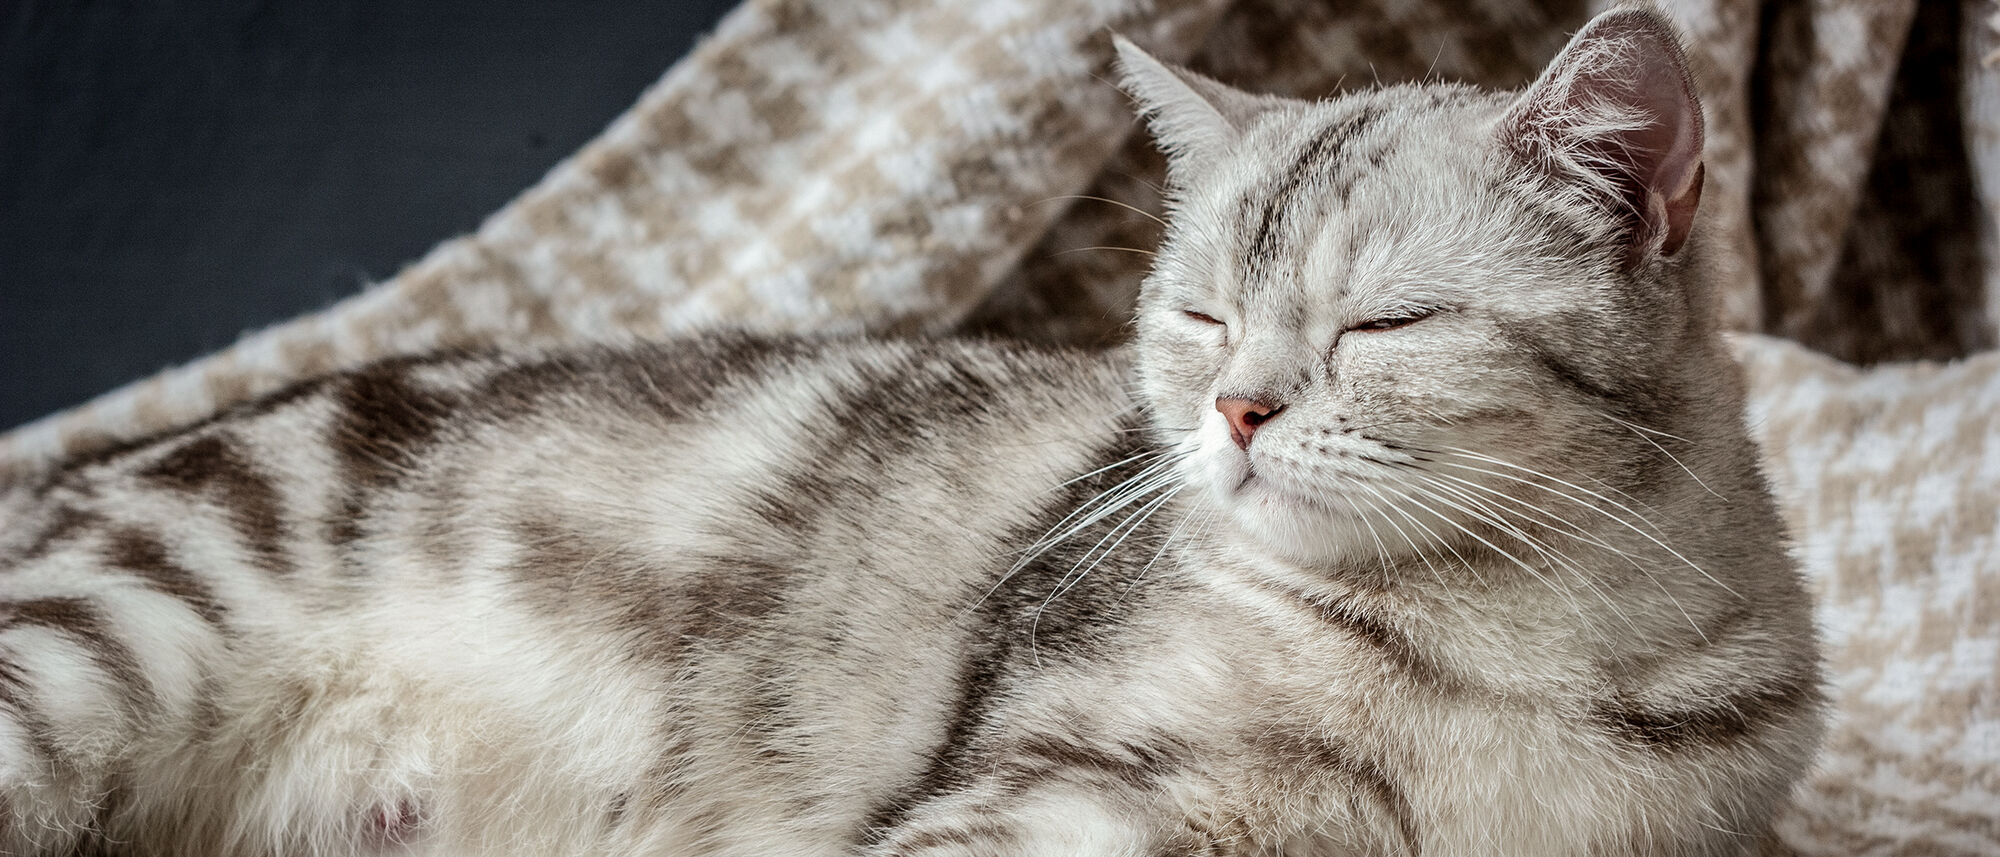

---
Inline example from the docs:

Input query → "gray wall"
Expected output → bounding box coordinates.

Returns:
[1,0,739,430]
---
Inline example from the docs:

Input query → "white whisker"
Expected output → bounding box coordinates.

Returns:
[1362,489,1442,587]
[1030,486,1183,664]
[1391,479,1587,618]
[1357,479,1488,587]
[1430,447,1737,598]
[1033,194,1168,228]
[1601,412,1721,499]
[1405,474,1636,631]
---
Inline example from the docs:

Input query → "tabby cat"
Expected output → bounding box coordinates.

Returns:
[0,7,1822,855]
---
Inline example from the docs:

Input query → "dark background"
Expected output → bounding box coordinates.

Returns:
[1,0,739,431]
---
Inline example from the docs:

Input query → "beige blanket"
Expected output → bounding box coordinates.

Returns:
[6,0,1996,850]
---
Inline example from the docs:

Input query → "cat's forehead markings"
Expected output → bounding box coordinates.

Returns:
[1238,102,1386,285]
[1223,90,1495,318]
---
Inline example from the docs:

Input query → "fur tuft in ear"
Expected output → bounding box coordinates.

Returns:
[1501,7,1705,266]
[1113,36,1277,177]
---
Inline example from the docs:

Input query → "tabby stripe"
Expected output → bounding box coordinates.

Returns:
[19,505,102,561]
[2,597,153,715]
[1261,731,1419,855]
[0,660,63,766]
[747,351,997,543]
[1329,138,1392,203]
[1254,580,1465,695]
[1500,320,1687,485]
[1598,671,1822,751]
[333,358,458,485]
[1520,337,1626,405]
[1324,739,1419,855]
[326,358,457,550]
[1011,733,1189,790]
[139,434,293,576]
[495,342,805,812]
[1243,105,1383,275]
[1494,317,1679,443]
[104,528,226,627]
[471,336,798,425]
[857,650,997,840]
[889,818,1022,853]
[729,356,1006,775]
[616,337,803,421]
[859,416,1160,840]
[40,372,338,503]
[510,518,690,665]
[894,828,980,851]
[692,557,800,765]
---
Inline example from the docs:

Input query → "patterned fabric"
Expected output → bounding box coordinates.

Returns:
[1741,337,2000,855]
[6,0,1996,851]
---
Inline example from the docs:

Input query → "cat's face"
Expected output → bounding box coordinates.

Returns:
[1119,10,1710,565]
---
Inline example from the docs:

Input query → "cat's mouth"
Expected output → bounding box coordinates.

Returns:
[1231,463,1308,504]
[1225,456,1372,518]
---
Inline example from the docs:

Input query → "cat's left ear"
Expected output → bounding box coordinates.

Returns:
[1501,7,1704,267]
[1114,36,1276,176]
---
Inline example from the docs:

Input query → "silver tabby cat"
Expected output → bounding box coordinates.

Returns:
[1,8,1822,856]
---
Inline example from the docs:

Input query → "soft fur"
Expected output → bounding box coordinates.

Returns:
[0,7,1821,856]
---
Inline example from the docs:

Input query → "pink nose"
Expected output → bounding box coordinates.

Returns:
[1217,397,1284,450]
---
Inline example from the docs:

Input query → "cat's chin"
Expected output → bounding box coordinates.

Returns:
[1215,475,1402,566]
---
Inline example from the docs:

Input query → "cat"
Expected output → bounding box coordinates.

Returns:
[0,6,1823,856]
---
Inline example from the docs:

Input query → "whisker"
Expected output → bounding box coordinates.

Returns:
[1600,412,1721,499]
[966,442,1195,622]
[1386,480,1586,617]
[1599,412,1693,443]
[1407,466,1634,558]
[1390,439,1653,509]
[1052,447,1173,491]
[1404,475,1636,631]
[1415,468,1705,638]
[1346,483,1436,587]
[1046,486,1182,607]
[1052,245,1159,258]
[1017,458,1181,558]
[1429,447,1738,599]
[1030,486,1183,663]
[1119,498,1210,604]
[1356,479,1488,587]
[1033,194,1168,228]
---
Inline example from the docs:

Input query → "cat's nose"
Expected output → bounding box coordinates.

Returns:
[1216,397,1284,450]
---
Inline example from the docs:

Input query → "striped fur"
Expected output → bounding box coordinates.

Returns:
[1,8,1820,856]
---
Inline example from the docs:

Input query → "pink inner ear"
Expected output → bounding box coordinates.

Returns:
[1617,37,1704,258]
[1509,9,1706,264]
[1659,160,1703,257]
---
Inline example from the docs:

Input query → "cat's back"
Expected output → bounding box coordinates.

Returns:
[17,334,1132,565]
[11,335,1141,638]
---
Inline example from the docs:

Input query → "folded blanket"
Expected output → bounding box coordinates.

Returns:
[5,0,1995,851]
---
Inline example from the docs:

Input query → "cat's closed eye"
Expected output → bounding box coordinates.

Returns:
[1182,310,1224,326]
[1347,309,1436,333]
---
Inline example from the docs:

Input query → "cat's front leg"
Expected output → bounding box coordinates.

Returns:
[864,777,1227,857]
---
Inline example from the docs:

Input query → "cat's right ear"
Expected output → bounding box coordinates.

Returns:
[1114,36,1271,175]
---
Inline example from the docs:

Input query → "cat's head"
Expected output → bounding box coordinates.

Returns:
[1120,8,1725,565]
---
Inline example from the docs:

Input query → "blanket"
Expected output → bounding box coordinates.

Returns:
[5,0,1995,851]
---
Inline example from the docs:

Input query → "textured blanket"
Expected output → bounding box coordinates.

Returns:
[5,0,1996,851]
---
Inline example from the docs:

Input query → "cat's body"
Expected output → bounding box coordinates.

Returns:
[1,8,1822,856]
